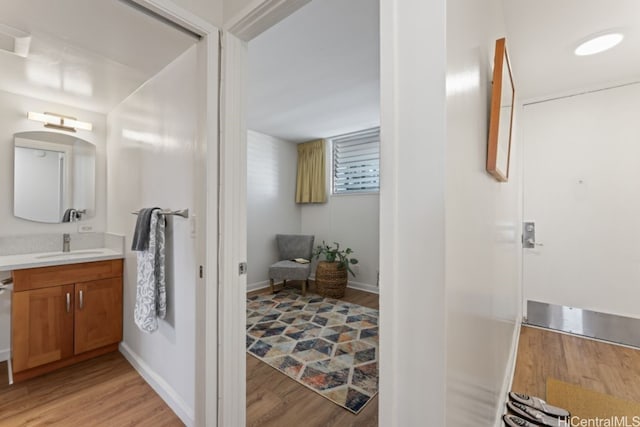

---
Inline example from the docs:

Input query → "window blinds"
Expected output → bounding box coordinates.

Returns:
[332,127,380,194]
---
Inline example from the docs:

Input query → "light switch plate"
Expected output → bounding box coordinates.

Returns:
[78,224,94,233]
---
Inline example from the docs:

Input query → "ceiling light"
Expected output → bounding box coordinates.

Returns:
[575,33,624,56]
[27,112,93,132]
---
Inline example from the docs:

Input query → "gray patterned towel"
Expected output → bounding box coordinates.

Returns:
[134,209,166,333]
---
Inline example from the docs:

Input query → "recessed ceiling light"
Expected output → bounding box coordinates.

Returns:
[575,33,624,56]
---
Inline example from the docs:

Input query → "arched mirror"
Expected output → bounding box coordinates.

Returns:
[14,131,96,223]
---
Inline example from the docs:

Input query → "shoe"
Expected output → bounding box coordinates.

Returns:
[509,392,571,418]
[508,401,567,427]
[503,414,541,427]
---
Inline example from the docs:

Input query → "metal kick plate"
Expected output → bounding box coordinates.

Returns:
[526,300,640,348]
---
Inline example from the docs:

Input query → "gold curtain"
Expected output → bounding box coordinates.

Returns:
[295,139,326,203]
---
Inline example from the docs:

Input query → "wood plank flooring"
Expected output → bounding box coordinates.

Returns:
[247,282,379,427]
[0,352,183,426]
[512,325,640,403]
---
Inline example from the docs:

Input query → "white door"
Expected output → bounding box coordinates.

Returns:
[522,83,640,320]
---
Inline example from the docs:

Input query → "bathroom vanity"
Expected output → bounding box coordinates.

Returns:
[11,259,122,381]
[0,235,124,383]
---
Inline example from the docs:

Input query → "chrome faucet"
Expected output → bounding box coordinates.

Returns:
[63,233,71,252]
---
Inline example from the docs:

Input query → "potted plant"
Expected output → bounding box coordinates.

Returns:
[313,241,358,298]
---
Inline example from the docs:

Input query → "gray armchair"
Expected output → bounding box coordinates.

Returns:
[269,234,315,296]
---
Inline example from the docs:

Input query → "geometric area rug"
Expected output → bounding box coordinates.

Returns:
[246,289,379,414]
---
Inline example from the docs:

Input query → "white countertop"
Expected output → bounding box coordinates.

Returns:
[0,248,124,271]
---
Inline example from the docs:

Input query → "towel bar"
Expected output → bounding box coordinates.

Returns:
[131,209,189,218]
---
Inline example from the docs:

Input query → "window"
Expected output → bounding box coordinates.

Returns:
[331,127,380,194]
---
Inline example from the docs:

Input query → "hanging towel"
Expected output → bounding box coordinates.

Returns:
[133,209,166,333]
[131,207,160,251]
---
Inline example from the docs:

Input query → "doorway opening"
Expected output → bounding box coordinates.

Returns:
[0,1,218,426]
[244,0,381,425]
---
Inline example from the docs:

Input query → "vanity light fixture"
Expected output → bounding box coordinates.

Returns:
[575,32,624,56]
[27,112,93,132]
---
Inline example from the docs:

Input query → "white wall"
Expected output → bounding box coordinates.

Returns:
[522,83,640,319]
[0,90,107,236]
[445,0,522,424]
[379,0,522,424]
[301,194,379,289]
[106,46,198,425]
[246,131,380,291]
[246,130,300,286]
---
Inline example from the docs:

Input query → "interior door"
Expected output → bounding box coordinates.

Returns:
[522,84,640,320]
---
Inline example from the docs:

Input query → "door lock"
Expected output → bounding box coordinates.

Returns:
[239,262,248,275]
[523,222,543,248]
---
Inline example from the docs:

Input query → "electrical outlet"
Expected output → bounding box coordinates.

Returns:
[78,224,94,233]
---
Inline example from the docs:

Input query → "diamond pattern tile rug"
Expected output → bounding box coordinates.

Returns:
[246,289,379,414]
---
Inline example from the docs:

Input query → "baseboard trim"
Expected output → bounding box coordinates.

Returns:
[346,280,379,295]
[248,278,379,295]
[119,342,194,427]
[494,318,522,427]
[0,348,9,362]
[247,280,271,292]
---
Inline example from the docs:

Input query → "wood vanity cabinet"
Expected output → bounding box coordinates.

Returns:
[11,259,123,381]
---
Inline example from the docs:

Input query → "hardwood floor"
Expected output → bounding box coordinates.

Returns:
[512,326,640,403]
[0,352,183,426]
[247,282,379,427]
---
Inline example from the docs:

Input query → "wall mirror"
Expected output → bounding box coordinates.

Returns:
[486,37,515,182]
[14,131,96,223]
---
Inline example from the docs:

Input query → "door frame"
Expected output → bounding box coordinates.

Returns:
[130,1,446,426]
[221,0,449,425]
[129,1,219,425]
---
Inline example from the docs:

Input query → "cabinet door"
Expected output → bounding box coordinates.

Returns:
[12,285,74,372]
[74,277,123,354]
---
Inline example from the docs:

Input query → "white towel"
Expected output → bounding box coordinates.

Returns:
[134,209,166,333]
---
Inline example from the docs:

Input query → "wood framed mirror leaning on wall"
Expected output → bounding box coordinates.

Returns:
[486,37,515,182]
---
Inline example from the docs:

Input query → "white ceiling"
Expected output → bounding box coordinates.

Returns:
[504,0,640,101]
[248,0,380,142]
[0,0,196,114]
[249,0,640,141]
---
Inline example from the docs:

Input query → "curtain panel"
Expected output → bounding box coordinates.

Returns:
[295,139,326,203]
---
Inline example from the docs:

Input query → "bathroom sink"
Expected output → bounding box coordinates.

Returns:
[35,250,107,259]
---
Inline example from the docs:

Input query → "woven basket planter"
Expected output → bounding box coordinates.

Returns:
[315,261,348,298]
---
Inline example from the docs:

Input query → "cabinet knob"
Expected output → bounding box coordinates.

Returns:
[79,290,84,310]
[66,293,71,313]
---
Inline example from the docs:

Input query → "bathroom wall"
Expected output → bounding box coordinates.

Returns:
[0,90,107,236]
[0,90,107,361]
[106,45,198,425]
[246,130,301,287]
